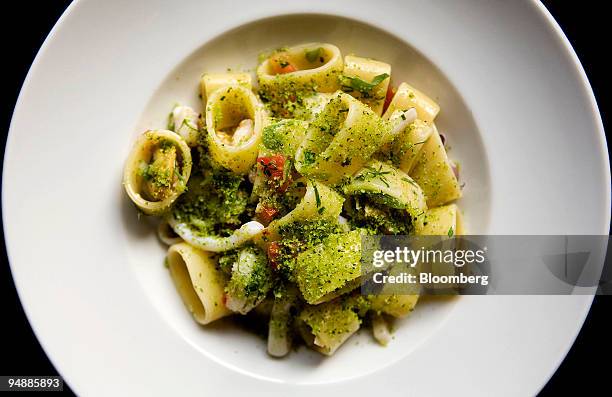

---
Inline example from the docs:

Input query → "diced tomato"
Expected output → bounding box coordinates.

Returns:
[277,178,292,194]
[382,84,396,114]
[258,206,279,225]
[257,154,285,180]
[270,53,297,74]
[267,242,281,270]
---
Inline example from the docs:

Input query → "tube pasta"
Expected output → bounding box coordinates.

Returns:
[205,85,266,174]
[257,43,343,112]
[201,72,252,102]
[300,92,334,121]
[368,253,421,316]
[297,299,361,355]
[409,125,462,207]
[370,294,419,318]
[260,119,309,157]
[389,119,435,174]
[123,129,192,215]
[266,180,344,239]
[344,160,427,216]
[294,230,362,304]
[413,204,465,291]
[341,55,391,116]
[294,92,397,184]
[383,82,440,123]
[415,203,465,236]
[167,243,231,324]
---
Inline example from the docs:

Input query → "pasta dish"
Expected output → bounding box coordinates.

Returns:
[123,43,463,356]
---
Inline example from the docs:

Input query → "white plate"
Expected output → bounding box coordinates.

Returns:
[3,0,609,396]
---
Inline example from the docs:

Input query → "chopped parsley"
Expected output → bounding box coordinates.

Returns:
[313,182,322,208]
[305,47,324,63]
[345,196,415,235]
[303,150,316,165]
[172,170,249,237]
[355,164,392,188]
[340,73,389,94]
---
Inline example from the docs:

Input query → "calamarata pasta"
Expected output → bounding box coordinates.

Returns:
[123,43,464,357]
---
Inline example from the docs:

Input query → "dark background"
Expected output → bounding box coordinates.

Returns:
[0,1,609,396]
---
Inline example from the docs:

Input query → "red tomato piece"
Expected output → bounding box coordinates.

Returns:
[267,241,281,270]
[258,206,279,225]
[270,54,297,74]
[258,155,285,180]
[382,84,396,114]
